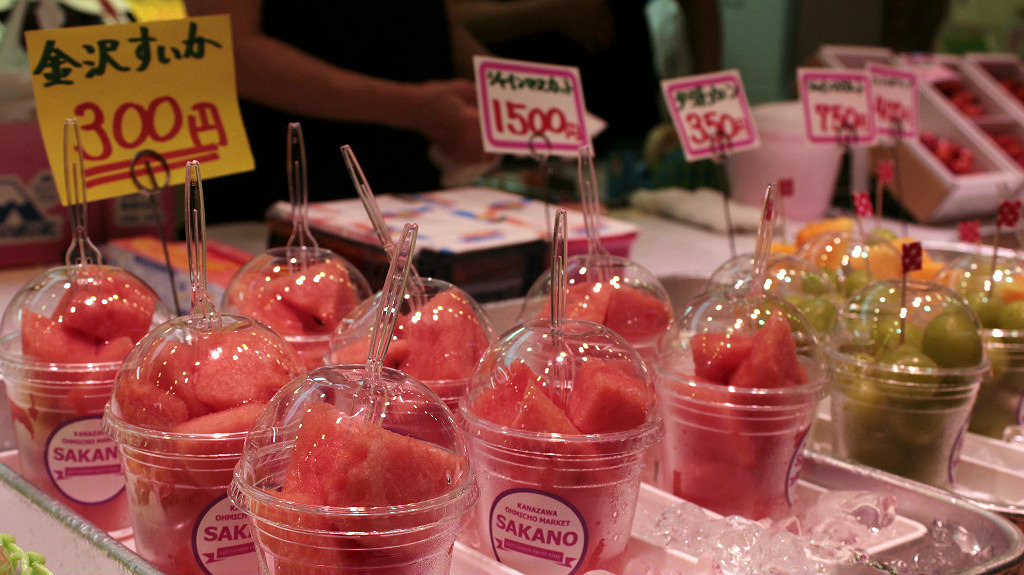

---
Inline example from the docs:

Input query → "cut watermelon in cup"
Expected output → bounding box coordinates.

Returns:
[827,280,988,488]
[103,314,305,575]
[230,365,478,575]
[223,246,372,372]
[0,264,168,533]
[327,277,495,411]
[460,318,662,575]
[655,292,826,521]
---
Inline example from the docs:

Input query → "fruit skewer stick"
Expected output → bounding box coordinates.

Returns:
[776,178,793,244]
[549,208,573,407]
[852,191,874,239]
[991,199,1022,298]
[957,219,982,256]
[341,144,427,309]
[875,159,894,232]
[284,122,319,262]
[900,241,923,344]
[748,183,776,305]
[183,160,222,331]
[361,222,418,426]
[577,145,611,283]
[63,119,102,270]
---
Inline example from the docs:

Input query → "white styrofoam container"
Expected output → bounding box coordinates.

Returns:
[816,44,895,69]
[961,53,1024,126]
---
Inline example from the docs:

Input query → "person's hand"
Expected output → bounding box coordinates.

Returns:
[551,0,615,54]
[415,78,492,166]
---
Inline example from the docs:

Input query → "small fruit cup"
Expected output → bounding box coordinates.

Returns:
[796,229,903,298]
[655,291,825,520]
[327,277,495,411]
[103,314,305,575]
[460,318,662,575]
[827,279,988,488]
[0,264,167,533]
[230,365,478,575]
[934,254,1024,438]
[222,246,372,371]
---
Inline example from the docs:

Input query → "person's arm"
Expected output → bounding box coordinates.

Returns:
[678,0,721,73]
[452,0,614,53]
[186,0,488,163]
[447,0,492,79]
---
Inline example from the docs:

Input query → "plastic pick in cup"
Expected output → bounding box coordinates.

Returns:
[223,127,371,371]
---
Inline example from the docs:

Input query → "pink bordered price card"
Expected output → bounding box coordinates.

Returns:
[797,68,876,145]
[868,64,918,140]
[660,69,759,161]
[474,55,590,158]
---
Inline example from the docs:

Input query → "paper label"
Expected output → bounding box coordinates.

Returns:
[474,56,590,158]
[661,69,759,161]
[798,68,876,145]
[489,488,588,575]
[192,494,258,575]
[44,416,124,505]
[24,15,254,205]
[786,429,810,507]
[869,64,918,139]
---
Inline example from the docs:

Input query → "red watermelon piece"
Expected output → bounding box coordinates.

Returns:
[268,262,361,334]
[728,314,806,389]
[114,372,191,429]
[604,285,672,343]
[56,270,157,343]
[470,361,538,427]
[567,357,654,434]
[393,289,490,382]
[170,401,267,434]
[21,310,98,363]
[190,330,302,411]
[691,331,755,384]
[511,382,581,434]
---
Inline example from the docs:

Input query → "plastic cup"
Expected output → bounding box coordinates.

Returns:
[0,264,167,533]
[231,365,478,575]
[460,318,662,574]
[934,254,1024,438]
[654,291,825,520]
[222,246,372,372]
[103,314,305,575]
[826,279,988,488]
[327,277,495,412]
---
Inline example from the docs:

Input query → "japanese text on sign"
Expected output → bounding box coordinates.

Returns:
[798,68,876,145]
[868,64,918,139]
[25,15,254,205]
[660,69,759,162]
[474,55,590,158]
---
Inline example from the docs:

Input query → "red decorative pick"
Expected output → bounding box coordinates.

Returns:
[958,219,981,244]
[852,191,874,218]
[998,199,1022,228]
[778,178,794,198]
[877,160,895,184]
[902,241,922,273]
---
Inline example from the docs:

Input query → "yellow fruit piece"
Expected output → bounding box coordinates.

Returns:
[796,217,854,247]
[771,241,797,255]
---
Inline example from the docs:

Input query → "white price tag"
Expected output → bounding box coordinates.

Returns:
[661,69,759,161]
[798,68,876,145]
[474,55,590,158]
[869,64,918,140]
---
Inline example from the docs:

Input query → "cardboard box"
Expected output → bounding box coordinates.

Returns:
[265,187,639,302]
[815,44,895,69]
[102,235,251,315]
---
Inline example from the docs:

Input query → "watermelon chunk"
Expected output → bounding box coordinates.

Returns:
[728,314,807,389]
[511,382,582,434]
[393,289,490,382]
[283,403,468,508]
[470,361,538,427]
[56,270,157,343]
[190,330,303,410]
[21,310,99,363]
[692,332,755,384]
[568,357,654,433]
[170,402,267,434]
[604,285,672,344]
[114,372,191,429]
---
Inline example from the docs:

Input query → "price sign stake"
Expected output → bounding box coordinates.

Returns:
[474,55,590,159]
[25,15,254,205]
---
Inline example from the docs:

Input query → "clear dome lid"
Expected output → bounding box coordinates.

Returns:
[656,290,825,391]
[518,254,674,354]
[708,253,839,334]
[828,279,988,374]
[221,246,371,337]
[106,313,306,436]
[796,230,902,298]
[327,277,495,405]
[0,264,169,366]
[933,254,1024,332]
[462,316,660,439]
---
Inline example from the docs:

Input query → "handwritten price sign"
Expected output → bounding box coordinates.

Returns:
[798,68,876,145]
[474,55,589,158]
[25,15,253,205]
[661,69,759,161]
[869,64,918,140]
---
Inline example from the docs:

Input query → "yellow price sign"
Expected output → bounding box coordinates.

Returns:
[24,14,253,205]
